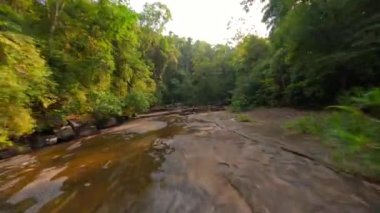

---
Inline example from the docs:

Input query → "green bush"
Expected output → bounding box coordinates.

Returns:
[287,88,380,178]
[0,32,53,146]
[236,114,252,122]
[351,88,380,118]
[124,90,155,116]
[286,115,323,135]
[89,91,123,120]
[231,95,250,112]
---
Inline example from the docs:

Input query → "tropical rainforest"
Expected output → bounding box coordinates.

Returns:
[0,0,379,162]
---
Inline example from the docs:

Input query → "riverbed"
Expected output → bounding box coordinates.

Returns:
[0,110,379,212]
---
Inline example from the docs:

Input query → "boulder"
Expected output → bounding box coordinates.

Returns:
[44,135,58,145]
[15,146,32,154]
[152,138,169,150]
[30,135,58,149]
[0,145,31,160]
[30,136,45,149]
[0,148,18,160]
[55,125,75,141]
[67,119,83,131]
[78,124,98,137]
[116,116,127,123]
[96,117,119,129]
[149,106,168,113]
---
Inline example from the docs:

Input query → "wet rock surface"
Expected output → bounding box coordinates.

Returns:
[0,149,19,160]
[0,146,31,160]
[96,117,119,129]
[77,124,99,137]
[30,135,58,149]
[54,126,75,142]
[0,110,379,212]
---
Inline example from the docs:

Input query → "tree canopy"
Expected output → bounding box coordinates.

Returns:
[0,0,379,147]
[234,0,380,108]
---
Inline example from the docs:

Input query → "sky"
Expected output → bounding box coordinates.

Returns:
[129,0,268,45]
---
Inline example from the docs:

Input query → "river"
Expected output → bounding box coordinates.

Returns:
[0,110,379,212]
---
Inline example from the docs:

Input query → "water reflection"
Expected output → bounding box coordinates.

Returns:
[0,118,184,212]
[7,167,67,213]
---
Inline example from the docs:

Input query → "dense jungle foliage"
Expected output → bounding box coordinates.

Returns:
[0,0,379,151]
[236,0,380,109]
[240,0,380,177]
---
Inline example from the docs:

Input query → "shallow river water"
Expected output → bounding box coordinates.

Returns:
[0,112,379,213]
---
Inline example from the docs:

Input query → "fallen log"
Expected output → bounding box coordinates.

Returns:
[137,106,225,119]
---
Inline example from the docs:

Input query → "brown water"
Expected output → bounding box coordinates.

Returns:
[0,117,185,212]
[0,112,379,213]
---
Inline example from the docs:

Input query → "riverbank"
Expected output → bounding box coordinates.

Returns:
[0,106,225,160]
